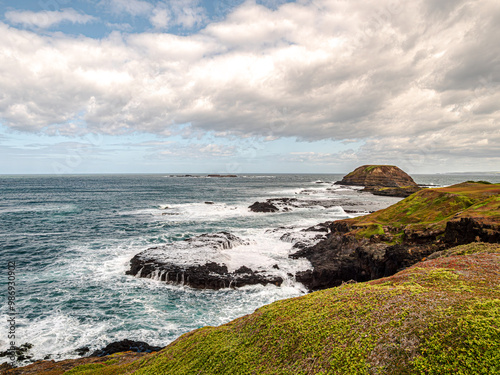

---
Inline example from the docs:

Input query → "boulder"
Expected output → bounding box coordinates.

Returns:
[249,201,279,212]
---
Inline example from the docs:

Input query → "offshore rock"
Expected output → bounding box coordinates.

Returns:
[366,185,422,197]
[336,165,418,188]
[249,201,279,213]
[336,165,421,197]
[127,232,283,289]
[128,259,283,289]
[249,198,352,213]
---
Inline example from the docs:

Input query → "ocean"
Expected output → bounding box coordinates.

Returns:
[1,173,499,364]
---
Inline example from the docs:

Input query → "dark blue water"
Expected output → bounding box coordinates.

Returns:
[0,173,498,363]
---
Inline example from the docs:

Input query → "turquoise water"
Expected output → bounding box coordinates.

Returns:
[0,173,498,363]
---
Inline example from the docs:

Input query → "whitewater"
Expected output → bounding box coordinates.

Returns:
[1,173,499,364]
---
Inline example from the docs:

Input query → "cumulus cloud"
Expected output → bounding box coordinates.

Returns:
[167,0,206,29]
[150,7,170,29]
[4,8,96,28]
[0,0,499,170]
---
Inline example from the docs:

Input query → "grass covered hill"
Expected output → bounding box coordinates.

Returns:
[6,243,500,375]
[293,182,500,290]
[344,181,500,241]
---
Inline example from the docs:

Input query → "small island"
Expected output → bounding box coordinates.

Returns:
[336,165,422,197]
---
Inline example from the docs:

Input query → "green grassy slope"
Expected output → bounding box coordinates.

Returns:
[342,182,500,240]
[46,243,500,375]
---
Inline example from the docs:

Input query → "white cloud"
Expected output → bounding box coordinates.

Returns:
[1,0,500,171]
[150,0,206,30]
[105,0,153,16]
[170,0,206,29]
[150,7,170,30]
[147,141,236,159]
[4,8,96,28]
[104,0,206,29]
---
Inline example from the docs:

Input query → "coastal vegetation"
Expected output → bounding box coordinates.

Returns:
[292,181,500,290]
[5,180,500,374]
[7,243,499,374]
[345,181,500,241]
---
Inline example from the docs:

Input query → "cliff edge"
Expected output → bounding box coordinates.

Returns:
[293,181,500,290]
[6,243,500,374]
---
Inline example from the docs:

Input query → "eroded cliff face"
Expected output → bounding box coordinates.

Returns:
[292,182,500,290]
[337,165,419,188]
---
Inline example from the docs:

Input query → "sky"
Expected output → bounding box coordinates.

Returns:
[0,0,499,174]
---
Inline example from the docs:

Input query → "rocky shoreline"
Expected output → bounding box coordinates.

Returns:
[5,167,500,373]
[126,167,500,293]
[291,181,500,290]
[128,179,500,293]
[7,242,500,374]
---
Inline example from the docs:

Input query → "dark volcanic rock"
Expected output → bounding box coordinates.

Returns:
[127,232,283,289]
[366,185,422,198]
[0,343,34,363]
[127,258,283,289]
[444,217,500,245]
[250,197,354,213]
[75,347,90,356]
[292,233,439,290]
[90,340,163,357]
[276,222,333,250]
[249,201,279,212]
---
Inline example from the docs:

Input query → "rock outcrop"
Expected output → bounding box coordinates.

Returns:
[336,165,421,197]
[291,222,439,290]
[248,201,279,212]
[249,197,364,213]
[292,182,500,290]
[126,232,283,289]
[127,258,283,289]
[90,340,163,357]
